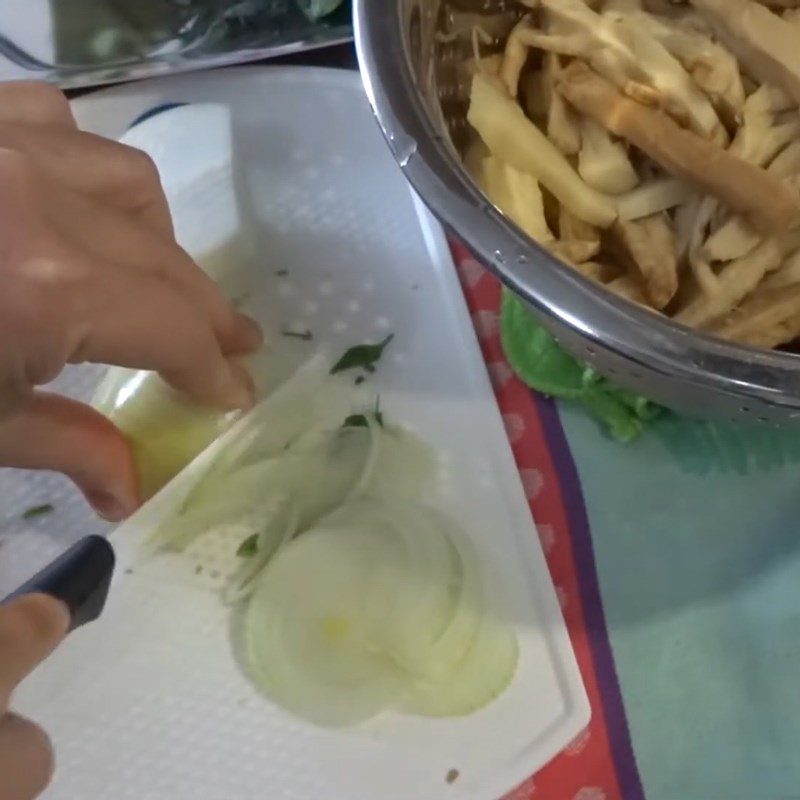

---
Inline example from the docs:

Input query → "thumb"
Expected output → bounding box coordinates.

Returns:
[0,594,70,800]
[0,594,70,709]
[0,393,140,521]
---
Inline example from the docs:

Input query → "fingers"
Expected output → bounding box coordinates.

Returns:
[0,82,76,129]
[49,185,261,357]
[0,92,260,418]
[0,594,68,800]
[0,122,173,236]
[0,125,263,358]
[0,393,140,520]
[0,595,69,707]
[74,265,255,411]
[0,713,55,800]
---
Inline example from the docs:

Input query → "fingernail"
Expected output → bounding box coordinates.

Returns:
[84,490,133,522]
[236,314,263,352]
[225,362,256,411]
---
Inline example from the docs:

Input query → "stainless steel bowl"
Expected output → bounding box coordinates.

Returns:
[354,0,800,423]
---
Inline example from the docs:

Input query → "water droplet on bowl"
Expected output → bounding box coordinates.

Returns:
[398,140,418,168]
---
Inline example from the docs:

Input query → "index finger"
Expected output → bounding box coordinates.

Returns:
[74,257,255,411]
[0,82,76,130]
[0,595,69,709]
[0,123,173,236]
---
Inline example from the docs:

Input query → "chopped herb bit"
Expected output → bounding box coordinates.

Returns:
[275,269,289,277]
[446,769,459,784]
[194,564,203,575]
[22,504,54,520]
[124,568,134,576]
[237,533,259,558]
[342,397,384,429]
[342,411,384,429]
[281,328,314,341]
[331,334,394,375]
[354,375,365,386]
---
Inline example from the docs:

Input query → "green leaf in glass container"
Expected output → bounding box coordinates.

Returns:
[295,0,344,21]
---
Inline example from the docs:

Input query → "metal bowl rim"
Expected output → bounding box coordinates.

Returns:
[353,0,800,412]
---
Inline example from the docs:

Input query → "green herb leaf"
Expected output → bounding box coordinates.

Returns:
[342,410,384,429]
[22,504,54,520]
[342,414,369,428]
[237,533,259,558]
[331,335,394,375]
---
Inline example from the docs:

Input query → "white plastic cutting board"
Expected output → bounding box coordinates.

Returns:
[9,67,589,800]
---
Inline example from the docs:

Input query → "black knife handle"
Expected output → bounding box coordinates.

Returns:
[3,535,115,632]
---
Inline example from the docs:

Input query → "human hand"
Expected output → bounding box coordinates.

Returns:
[0,82,262,520]
[0,593,70,800]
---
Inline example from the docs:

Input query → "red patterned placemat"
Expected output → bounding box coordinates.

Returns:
[450,239,635,800]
